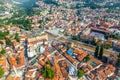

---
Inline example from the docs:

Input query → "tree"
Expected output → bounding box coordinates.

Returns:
[111,34,119,39]
[0,31,9,40]
[0,41,3,45]
[76,3,81,9]
[16,57,20,64]
[46,61,51,65]
[77,70,85,78]
[116,53,120,67]
[72,35,79,41]
[0,48,6,56]
[39,25,42,29]
[67,42,71,50]
[92,38,97,46]
[5,38,13,46]
[70,4,76,9]
[104,43,112,49]
[10,19,32,31]
[14,33,20,42]
[94,45,99,57]
[104,33,109,39]
[38,20,43,24]
[84,56,90,62]
[0,66,4,78]
[0,48,5,54]
[42,66,55,79]
[46,17,51,21]
[98,45,104,59]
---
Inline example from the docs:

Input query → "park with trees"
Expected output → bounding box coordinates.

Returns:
[42,66,55,79]
[77,70,85,79]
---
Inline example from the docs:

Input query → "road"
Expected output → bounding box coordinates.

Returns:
[22,39,29,80]
[59,37,117,56]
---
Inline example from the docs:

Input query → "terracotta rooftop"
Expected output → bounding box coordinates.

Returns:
[26,70,35,77]
[53,57,64,80]
[27,36,47,45]
[91,27,111,34]
[24,77,31,80]
[8,50,25,70]
[0,55,7,72]
[37,55,45,60]
[63,52,79,66]
[88,64,115,80]
[81,64,93,73]
[61,67,70,80]
[74,48,88,61]
[38,59,46,66]
[43,51,54,57]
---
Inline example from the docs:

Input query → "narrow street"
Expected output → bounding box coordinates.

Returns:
[22,39,29,80]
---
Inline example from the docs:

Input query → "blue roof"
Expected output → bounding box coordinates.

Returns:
[67,49,73,55]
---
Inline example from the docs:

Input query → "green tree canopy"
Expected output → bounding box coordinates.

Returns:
[116,53,120,67]
[0,48,6,54]
[94,45,99,57]
[38,20,43,24]
[67,42,71,50]
[111,34,119,39]
[39,25,42,29]
[14,33,20,42]
[77,70,85,78]
[0,6,5,12]
[84,56,90,62]
[42,66,55,79]
[0,66,4,79]
[0,48,6,57]
[5,38,13,47]
[92,38,97,46]
[16,57,20,64]
[0,31,9,40]
[7,19,32,31]
[98,45,104,59]
[72,35,80,41]
[104,33,109,39]
[0,41,3,45]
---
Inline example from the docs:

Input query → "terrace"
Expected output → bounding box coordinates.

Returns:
[87,55,102,69]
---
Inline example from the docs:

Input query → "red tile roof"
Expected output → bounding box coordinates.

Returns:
[0,55,7,72]
[8,50,25,70]
[74,48,88,61]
